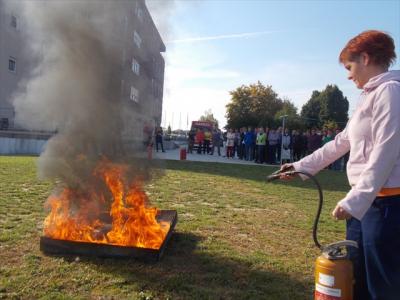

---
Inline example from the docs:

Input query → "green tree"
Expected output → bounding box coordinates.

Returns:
[225,81,284,129]
[300,91,322,128]
[319,85,349,127]
[300,85,349,129]
[274,98,302,130]
[200,109,219,128]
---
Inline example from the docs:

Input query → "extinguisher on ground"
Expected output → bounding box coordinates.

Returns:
[180,147,186,160]
[267,169,358,300]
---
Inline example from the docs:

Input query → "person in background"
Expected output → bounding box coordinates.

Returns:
[256,127,266,163]
[267,129,279,164]
[276,127,282,163]
[292,130,302,162]
[211,128,221,156]
[244,126,254,161]
[155,127,165,152]
[281,128,291,164]
[281,30,400,300]
[203,129,212,154]
[306,128,322,154]
[195,128,204,154]
[188,129,195,154]
[226,128,235,158]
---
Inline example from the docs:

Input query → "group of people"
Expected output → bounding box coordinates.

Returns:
[188,126,348,170]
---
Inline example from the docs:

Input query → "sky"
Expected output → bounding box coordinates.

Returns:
[149,0,400,130]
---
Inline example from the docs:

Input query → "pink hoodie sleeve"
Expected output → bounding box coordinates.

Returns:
[292,130,350,179]
[338,83,400,220]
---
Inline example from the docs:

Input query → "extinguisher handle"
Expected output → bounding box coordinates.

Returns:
[324,240,358,250]
[322,240,358,259]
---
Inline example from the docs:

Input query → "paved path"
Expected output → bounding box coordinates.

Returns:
[153,147,276,167]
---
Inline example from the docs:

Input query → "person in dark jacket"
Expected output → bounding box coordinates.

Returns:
[307,128,322,154]
[155,127,165,152]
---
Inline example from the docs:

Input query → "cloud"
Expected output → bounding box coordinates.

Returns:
[166,30,281,44]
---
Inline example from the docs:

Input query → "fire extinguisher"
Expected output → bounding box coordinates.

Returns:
[267,170,358,300]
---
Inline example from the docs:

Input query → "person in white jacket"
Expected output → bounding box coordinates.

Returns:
[282,30,400,300]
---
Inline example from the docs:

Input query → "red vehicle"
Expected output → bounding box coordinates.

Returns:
[189,121,215,152]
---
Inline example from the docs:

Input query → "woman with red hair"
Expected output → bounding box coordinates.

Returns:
[283,30,400,299]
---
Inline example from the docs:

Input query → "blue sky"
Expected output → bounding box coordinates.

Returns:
[149,0,400,129]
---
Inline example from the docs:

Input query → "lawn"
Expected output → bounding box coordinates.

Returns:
[0,156,350,299]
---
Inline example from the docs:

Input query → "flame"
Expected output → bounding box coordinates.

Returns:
[43,160,169,249]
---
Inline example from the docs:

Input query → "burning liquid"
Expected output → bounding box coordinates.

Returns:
[43,160,169,249]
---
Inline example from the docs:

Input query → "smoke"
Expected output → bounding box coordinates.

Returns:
[6,0,167,192]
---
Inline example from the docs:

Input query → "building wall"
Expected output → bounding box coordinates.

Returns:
[0,0,29,129]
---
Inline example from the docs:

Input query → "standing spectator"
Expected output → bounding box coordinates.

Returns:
[240,127,246,160]
[307,128,322,154]
[233,129,240,158]
[226,129,235,158]
[204,129,212,154]
[244,127,254,161]
[264,127,270,163]
[256,127,267,163]
[211,129,221,156]
[276,127,283,163]
[292,130,302,162]
[155,127,165,152]
[188,129,195,153]
[281,128,292,163]
[195,129,204,154]
[322,129,334,145]
[268,129,279,164]
[253,127,259,162]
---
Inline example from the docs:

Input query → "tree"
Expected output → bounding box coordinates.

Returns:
[199,109,219,128]
[319,85,349,127]
[167,125,171,134]
[225,81,284,129]
[300,91,322,128]
[274,98,303,130]
[301,85,349,129]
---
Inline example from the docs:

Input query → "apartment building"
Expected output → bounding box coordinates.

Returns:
[0,0,165,133]
[0,0,29,129]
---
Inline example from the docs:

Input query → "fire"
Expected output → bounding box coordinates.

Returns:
[43,160,169,249]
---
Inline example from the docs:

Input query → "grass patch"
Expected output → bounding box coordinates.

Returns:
[0,156,350,299]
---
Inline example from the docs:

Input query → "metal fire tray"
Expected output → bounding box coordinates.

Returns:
[40,210,177,261]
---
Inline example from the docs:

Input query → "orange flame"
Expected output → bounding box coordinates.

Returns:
[43,160,169,249]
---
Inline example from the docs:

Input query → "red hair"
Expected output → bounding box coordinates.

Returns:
[339,30,396,68]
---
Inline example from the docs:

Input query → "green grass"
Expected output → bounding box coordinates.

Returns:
[0,156,350,299]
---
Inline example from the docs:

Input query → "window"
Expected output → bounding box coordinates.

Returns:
[11,15,17,28]
[133,31,142,48]
[132,58,140,75]
[8,57,16,72]
[0,118,9,130]
[136,7,143,22]
[130,86,139,102]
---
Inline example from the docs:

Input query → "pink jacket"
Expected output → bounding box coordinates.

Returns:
[293,70,400,220]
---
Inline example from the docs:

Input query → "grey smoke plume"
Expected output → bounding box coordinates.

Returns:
[7,0,167,192]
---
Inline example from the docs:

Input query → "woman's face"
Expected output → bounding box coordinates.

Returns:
[343,54,369,89]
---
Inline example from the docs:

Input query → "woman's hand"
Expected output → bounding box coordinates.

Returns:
[279,163,295,179]
[332,204,352,220]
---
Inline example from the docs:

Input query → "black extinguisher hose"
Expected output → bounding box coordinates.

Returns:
[267,170,323,250]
